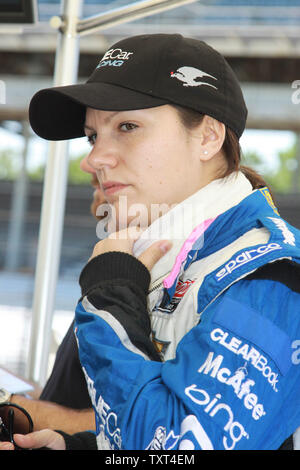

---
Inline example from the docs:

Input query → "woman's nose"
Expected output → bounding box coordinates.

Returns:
[80,154,96,174]
[85,143,118,172]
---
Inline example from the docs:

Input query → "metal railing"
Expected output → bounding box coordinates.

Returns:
[26,0,199,386]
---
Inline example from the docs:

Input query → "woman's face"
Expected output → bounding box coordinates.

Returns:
[84,105,209,229]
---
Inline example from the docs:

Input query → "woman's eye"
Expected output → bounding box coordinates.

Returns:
[87,133,97,146]
[120,122,137,132]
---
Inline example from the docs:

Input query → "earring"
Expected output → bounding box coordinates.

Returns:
[203,150,208,155]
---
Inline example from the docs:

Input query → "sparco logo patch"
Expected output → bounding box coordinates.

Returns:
[215,243,282,281]
[170,66,218,89]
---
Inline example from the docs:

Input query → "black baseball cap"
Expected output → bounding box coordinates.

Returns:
[29,34,247,141]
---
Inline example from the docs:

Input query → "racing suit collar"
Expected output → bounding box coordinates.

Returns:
[133,171,253,286]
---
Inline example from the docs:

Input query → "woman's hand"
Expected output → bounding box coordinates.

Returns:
[0,429,66,450]
[90,227,172,272]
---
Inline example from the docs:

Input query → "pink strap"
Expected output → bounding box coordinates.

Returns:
[163,217,216,289]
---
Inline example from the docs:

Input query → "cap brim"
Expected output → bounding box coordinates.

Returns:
[29,82,169,141]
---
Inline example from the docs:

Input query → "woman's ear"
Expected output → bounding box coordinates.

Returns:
[198,116,226,161]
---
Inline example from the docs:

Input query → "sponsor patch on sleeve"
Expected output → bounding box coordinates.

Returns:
[213,297,292,376]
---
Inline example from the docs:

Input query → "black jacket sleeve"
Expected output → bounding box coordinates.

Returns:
[79,251,162,362]
[55,430,97,451]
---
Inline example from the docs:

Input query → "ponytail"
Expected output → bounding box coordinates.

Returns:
[222,127,275,201]
[239,165,269,190]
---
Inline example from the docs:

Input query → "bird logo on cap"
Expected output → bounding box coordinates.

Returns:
[170,66,218,89]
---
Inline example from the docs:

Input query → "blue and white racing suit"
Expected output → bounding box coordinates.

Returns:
[74,173,300,450]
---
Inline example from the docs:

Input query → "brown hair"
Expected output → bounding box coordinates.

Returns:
[173,104,272,195]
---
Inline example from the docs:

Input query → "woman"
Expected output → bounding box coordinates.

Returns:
[4,34,300,450]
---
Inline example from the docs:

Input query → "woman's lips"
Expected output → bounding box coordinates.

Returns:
[103,183,129,195]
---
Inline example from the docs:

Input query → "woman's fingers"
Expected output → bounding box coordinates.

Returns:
[0,441,14,450]
[90,226,144,260]
[138,240,172,271]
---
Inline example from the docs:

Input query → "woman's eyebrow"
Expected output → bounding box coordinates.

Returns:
[83,124,95,133]
[84,112,127,132]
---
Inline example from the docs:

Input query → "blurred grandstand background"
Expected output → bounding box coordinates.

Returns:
[0,0,299,378]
